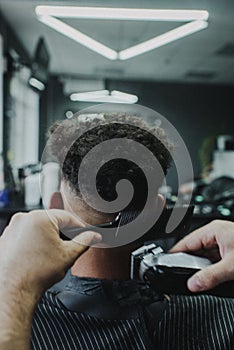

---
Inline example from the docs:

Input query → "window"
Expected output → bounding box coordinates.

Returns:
[8,66,39,169]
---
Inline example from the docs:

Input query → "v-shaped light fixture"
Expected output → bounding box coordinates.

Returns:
[35,6,209,60]
[70,90,138,104]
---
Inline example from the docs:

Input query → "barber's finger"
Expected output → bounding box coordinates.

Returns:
[169,224,218,253]
[72,230,102,246]
[187,259,234,292]
[45,209,86,230]
[62,230,102,265]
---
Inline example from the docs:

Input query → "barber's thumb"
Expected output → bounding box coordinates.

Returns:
[63,231,102,262]
[72,231,102,246]
[187,262,227,292]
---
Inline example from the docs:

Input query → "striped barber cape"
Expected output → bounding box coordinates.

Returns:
[31,272,234,350]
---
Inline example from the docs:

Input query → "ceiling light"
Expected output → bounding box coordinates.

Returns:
[119,20,208,60]
[70,90,109,101]
[37,15,118,60]
[36,6,209,22]
[29,77,45,91]
[70,90,138,104]
[111,90,138,103]
[35,6,209,60]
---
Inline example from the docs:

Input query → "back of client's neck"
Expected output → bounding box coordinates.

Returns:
[63,198,140,280]
[72,244,137,280]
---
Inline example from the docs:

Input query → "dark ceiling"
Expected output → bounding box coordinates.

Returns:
[1,0,234,86]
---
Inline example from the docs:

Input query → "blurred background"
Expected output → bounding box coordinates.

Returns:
[0,0,234,234]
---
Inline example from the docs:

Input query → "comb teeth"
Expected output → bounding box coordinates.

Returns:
[119,210,141,226]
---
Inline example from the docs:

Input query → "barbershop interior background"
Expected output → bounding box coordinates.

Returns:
[0,0,234,232]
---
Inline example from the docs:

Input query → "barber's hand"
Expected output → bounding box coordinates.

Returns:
[170,220,234,292]
[0,209,101,298]
[0,209,101,350]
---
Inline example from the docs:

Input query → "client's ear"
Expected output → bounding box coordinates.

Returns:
[156,194,166,211]
[48,192,64,209]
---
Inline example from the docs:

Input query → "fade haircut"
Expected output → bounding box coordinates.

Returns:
[49,112,173,212]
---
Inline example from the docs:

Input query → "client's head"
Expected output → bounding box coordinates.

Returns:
[48,112,173,225]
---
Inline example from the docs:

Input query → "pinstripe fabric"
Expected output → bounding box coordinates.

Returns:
[32,291,149,350]
[31,278,234,350]
[157,295,234,350]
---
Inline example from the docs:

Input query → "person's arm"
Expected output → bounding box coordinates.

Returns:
[170,220,234,292]
[0,209,101,350]
[0,278,40,349]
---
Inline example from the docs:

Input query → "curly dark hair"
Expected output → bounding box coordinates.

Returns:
[48,113,173,211]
